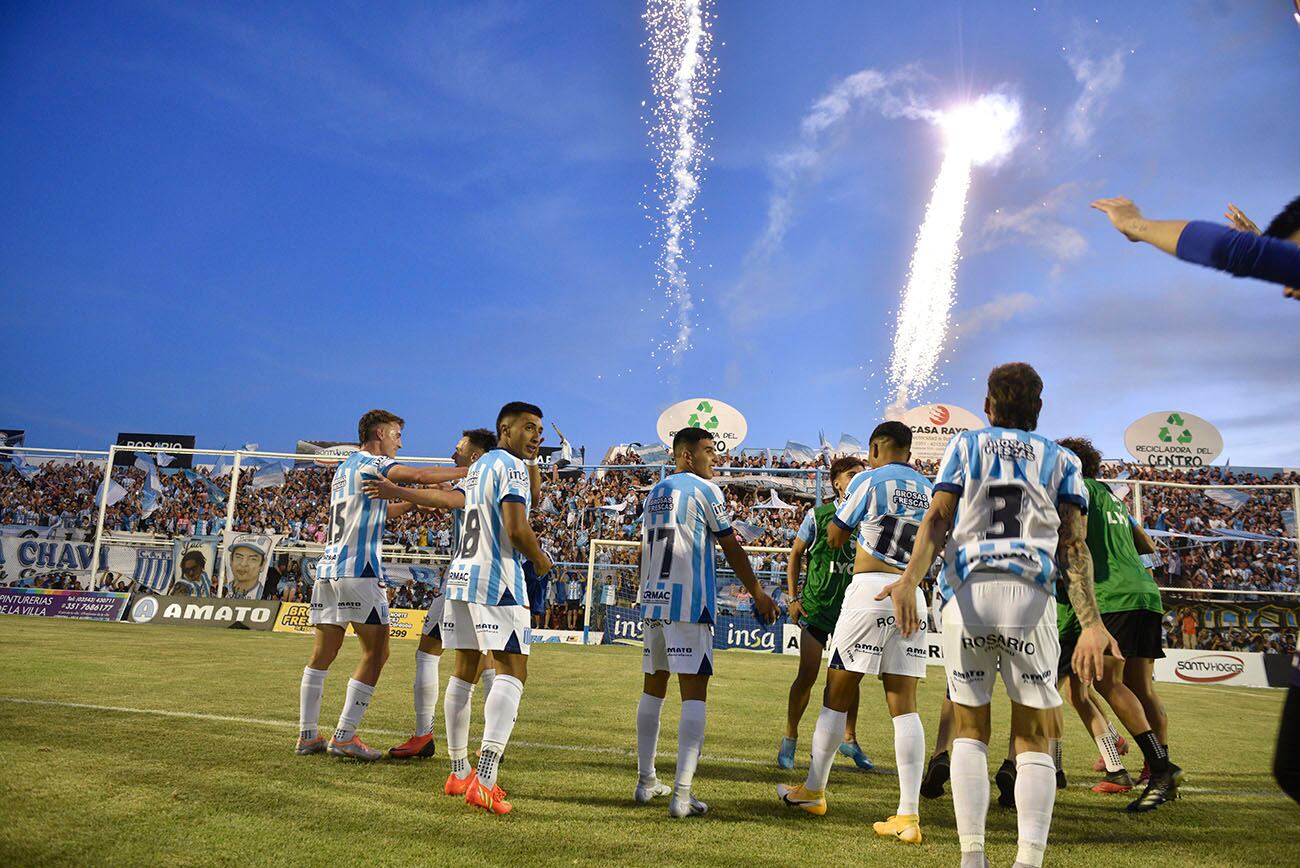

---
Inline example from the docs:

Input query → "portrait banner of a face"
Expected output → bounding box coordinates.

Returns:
[170,536,219,597]
[219,531,283,599]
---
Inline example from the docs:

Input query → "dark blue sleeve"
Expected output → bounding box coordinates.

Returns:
[1176,221,1300,288]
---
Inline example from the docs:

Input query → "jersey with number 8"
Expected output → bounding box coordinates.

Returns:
[443,449,532,608]
[316,449,396,580]
[933,427,1088,606]
[638,472,734,624]
[832,462,934,569]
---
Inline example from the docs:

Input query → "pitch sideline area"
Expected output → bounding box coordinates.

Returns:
[0,618,1291,867]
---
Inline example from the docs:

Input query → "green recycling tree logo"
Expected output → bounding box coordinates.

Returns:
[1157,413,1194,445]
[687,400,720,431]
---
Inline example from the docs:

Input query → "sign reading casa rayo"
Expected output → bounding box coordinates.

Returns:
[1124,411,1223,468]
[899,403,985,463]
[656,398,747,455]
[115,432,196,468]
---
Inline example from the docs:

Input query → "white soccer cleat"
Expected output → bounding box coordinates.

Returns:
[634,778,672,804]
[667,793,708,818]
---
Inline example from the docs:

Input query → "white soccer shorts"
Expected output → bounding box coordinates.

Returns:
[642,620,714,676]
[441,599,531,655]
[309,577,389,627]
[827,572,929,678]
[940,573,1062,709]
[421,593,445,638]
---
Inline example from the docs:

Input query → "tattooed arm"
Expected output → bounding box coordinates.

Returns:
[1057,503,1122,682]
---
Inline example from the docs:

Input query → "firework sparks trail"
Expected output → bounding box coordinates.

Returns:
[887,94,1021,412]
[644,0,715,366]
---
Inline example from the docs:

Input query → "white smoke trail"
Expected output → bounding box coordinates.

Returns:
[644,0,715,366]
[887,93,1020,410]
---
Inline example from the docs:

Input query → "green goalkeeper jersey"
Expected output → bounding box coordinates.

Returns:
[798,501,857,633]
[1059,477,1163,637]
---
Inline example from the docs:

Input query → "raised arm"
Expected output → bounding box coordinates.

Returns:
[363,477,466,511]
[387,464,469,486]
[875,489,957,636]
[1057,503,1121,682]
[528,461,542,511]
[502,500,553,576]
[717,532,776,623]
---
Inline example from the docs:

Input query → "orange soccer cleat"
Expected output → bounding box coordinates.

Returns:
[389,733,436,759]
[464,773,512,815]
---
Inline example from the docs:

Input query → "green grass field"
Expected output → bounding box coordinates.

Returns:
[0,617,1293,867]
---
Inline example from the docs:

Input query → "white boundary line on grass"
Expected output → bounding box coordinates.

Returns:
[2,696,1290,799]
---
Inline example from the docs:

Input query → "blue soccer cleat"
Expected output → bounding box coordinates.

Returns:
[839,740,874,770]
[777,737,797,769]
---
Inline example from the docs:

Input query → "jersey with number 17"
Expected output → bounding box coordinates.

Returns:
[317,450,396,580]
[638,472,734,624]
[444,449,531,608]
[933,427,1088,605]
[832,462,935,570]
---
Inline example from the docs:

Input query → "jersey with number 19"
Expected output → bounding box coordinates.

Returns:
[638,472,734,624]
[444,449,531,608]
[316,450,396,580]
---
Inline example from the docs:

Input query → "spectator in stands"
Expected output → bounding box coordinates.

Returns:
[1181,611,1198,649]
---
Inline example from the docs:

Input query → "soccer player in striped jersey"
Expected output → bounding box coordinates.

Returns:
[778,422,934,845]
[373,402,551,814]
[296,410,468,761]
[877,364,1119,868]
[778,455,872,772]
[635,427,777,818]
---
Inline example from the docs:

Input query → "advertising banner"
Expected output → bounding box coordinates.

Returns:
[0,587,128,621]
[1124,411,1223,468]
[271,602,427,640]
[115,432,196,468]
[530,629,588,645]
[656,398,747,455]
[219,531,283,600]
[899,404,985,463]
[126,593,279,630]
[1153,649,1270,688]
[603,605,643,646]
[296,440,359,466]
[602,605,780,653]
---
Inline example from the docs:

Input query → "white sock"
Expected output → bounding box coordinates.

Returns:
[298,666,327,740]
[444,676,474,778]
[1014,751,1057,868]
[804,705,846,792]
[892,712,925,815]
[1049,737,1062,771]
[1106,721,1120,740]
[477,674,524,790]
[1096,732,1124,773]
[951,738,990,854]
[481,667,496,702]
[332,678,374,743]
[673,700,707,800]
[414,650,440,737]
[637,693,665,783]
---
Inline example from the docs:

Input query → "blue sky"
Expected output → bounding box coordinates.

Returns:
[3,1,1298,464]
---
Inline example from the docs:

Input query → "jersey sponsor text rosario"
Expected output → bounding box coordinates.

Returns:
[833,463,935,570]
[316,450,395,580]
[638,473,734,624]
[444,450,531,608]
[934,427,1087,604]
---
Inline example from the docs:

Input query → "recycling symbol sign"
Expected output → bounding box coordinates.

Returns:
[1157,413,1193,445]
[687,401,719,431]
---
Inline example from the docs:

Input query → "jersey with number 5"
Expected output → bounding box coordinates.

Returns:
[444,449,531,607]
[832,462,934,570]
[316,450,396,580]
[933,427,1088,605]
[638,472,734,624]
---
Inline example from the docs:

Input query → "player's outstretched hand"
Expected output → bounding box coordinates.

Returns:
[1072,623,1124,683]
[1090,196,1145,242]
[1224,202,1261,235]
[753,590,778,625]
[362,478,402,501]
[875,578,919,637]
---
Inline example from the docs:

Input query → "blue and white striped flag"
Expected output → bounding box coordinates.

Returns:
[249,459,289,489]
[98,478,129,507]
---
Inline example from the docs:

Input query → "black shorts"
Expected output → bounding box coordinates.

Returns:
[1102,609,1165,660]
[1058,633,1077,678]
[799,619,830,649]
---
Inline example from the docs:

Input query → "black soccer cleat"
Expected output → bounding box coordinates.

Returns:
[995,759,1017,809]
[1056,769,1068,790]
[920,751,951,799]
[1125,770,1178,812]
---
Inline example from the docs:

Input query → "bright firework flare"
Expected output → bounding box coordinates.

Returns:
[887,93,1021,414]
[644,0,715,367]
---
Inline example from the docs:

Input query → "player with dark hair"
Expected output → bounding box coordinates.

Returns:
[634,426,777,818]
[779,421,934,846]
[296,410,467,761]
[777,454,871,772]
[876,363,1118,868]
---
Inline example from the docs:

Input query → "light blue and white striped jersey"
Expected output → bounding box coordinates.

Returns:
[795,509,816,545]
[317,450,395,580]
[933,427,1088,604]
[833,463,934,570]
[638,472,734,624]
[444,449,531,608]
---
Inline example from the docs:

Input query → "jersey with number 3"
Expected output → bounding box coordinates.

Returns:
[933,427,1088,605]
[832,462,934,570]
[638,472,734,624]
[444,449,531,607]
[317,450,396,580]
